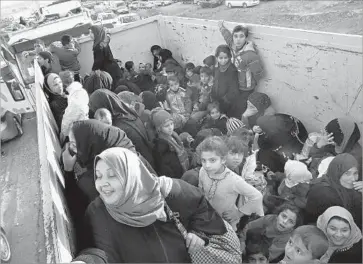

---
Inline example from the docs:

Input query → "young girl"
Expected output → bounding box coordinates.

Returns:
[197,136,264,231]
[211,45,240,118]
[201,102,228,134]
[152,109,190,179]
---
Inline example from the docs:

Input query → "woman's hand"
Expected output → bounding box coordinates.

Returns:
[316,131,334,148]
[252,125,262,134]
[62,143,77,172]
[223,209,243,223]
[353,181,363,192]
[186,233,205,253]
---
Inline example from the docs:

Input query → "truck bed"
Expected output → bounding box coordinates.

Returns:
[0,112,46,264]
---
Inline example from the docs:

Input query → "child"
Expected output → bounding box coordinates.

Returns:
[197,136,264,231]
[49,34,82,82]
[226,117,245,135]
[203,55,216,73]
[59,70,75,91]
[245,231,270,264]
[186,74,201,107]
[145,63,152,74]
[94,108,112,126]
[201,102,228,134]
[277,160,312,209]
[280,225,329,264]
[139,63,146,73]
[124,61,137,80]
[225,136,248,174]
[152,109,190,179]
[211,44,240,118]
[164,76,192,130]
[185,62,196,81]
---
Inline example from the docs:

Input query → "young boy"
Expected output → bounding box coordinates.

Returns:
[94,108,112,126]
[280,225,329,264]
[124,61,137,80]
[218,20,263,92]
[164,76,192,130]
[197,136,264,231]
[201,102,228,134]
[49,34,81,82]
[245,231,270,264]
[185,62,196,80]
[225,136,248,174]
[203,55,216,73]
[193,66,213,117]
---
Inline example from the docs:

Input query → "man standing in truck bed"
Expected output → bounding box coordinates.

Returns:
[49,35,82,82]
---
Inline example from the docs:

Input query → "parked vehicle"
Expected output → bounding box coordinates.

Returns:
[96,12,120,28]
[199,0,223,8]
[109,1,129,14]
[0,227,11,263]
[40,0,82,19]
[118,13,141,24]
[225,0,260,8]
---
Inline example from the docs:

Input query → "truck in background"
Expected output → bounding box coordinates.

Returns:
[1,15,362,263]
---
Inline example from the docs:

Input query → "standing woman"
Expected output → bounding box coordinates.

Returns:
[89,25,122,90]
[89,89,155,169]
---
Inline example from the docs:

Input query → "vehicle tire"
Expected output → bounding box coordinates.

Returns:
[242,3,247,8]
[228,3,232,8]
[0,227,11,263]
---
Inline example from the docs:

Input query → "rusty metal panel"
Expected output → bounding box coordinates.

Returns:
[157,16,363,141]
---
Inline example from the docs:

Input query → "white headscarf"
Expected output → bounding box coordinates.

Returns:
[284,160,312,188]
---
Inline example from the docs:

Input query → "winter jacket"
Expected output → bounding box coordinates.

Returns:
[165,87,192,120]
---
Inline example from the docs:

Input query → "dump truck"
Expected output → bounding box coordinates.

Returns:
[0,15,362,263]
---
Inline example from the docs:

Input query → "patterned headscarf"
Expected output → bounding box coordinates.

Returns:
[248,92,271,113]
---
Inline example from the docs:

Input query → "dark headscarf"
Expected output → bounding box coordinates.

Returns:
[325,118,360,154]
[140,91,159,111]
[72,119,136,169]
[38,51,53,63]
[320,153,359,210]
[158,49,173,64]
[90,25,107,48]
[83,70,113,95]
[89,89,137,121]
[248,92,271,114]
[256,149,286,173]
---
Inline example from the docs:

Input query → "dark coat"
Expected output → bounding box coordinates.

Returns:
[328,240,362,263]
[201,115,228,135]
[153,137,184,179]
[48,94,68,129]
[82,179,226,263]
[212,63,239,116]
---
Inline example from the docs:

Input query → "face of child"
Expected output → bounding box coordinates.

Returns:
[95,159,124,205]
[200,72,210,85]
[145,63,152,71]
[339,167,358,189]
[326,218,351,246]
[168,80,179,92]
[226,152,244,170]
[186,69,194,78]
[247,253,269,264]
[283,235,313,263]
[34,43,44,54]
[201,151,226,175]
[139,63,146,72]
[276,209,297,232]
[210,108,221,120]
[217,52,230,66]
[233,31,247,49]
[166,71,176,78]
[37,56,48,67]
[160,120,174,136]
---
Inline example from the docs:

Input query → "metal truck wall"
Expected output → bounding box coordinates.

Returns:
[157,16,363,139]
[34,61,75,262]
[77,17,162,76]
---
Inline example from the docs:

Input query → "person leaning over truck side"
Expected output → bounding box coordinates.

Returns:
[49,34,82,82]
[89,25,123,91]
[218,20,264,116]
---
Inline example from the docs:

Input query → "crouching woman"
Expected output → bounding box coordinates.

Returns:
[74,147,229,263]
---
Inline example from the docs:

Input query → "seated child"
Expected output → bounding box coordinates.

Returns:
[197,136,264,231]
[152,109,190,179]
[279,225,329,264]
[94,108,112,126]
[124,61,137,80]
[164,76,192,130]
[201,102,228,134]
[203,55,216,74]
[185,62,196,80]
[139,63,146,73]
[278,160,312,209]
[186,74,201,108]
[244,231,270,264]
[145,63,153,74]
[225,136,248,174]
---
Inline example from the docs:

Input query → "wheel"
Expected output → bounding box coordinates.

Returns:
[242,3,247,8]
[228,3,232,8]
[0,227,11,263]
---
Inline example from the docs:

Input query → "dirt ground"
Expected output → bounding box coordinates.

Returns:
[138,1,363,35]
[0,113,46,264]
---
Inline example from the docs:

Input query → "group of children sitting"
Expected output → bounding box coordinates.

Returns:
[36,21,362,264]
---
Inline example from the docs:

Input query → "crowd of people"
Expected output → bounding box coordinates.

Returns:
[32,22,362,264]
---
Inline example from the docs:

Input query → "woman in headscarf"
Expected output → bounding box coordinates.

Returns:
[255,113,308,159]
[43,73,68,129]
[89,89,155,168]
[72,147,227,263]
[242,92,276,129]
[140,91,162,111]
[241,202,303,263]
[307,118,362,176]
[317,206,362,263]
[305,154,362,226]
[38,51,60,75]
[60,82,89,144]
[158,49,185,84]
[89,25,122,90]
[83,70,113,95]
